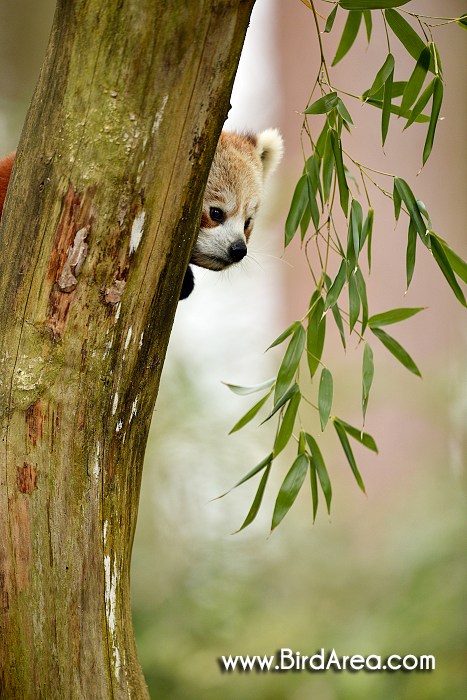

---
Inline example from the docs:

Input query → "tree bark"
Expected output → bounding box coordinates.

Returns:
[0,0,255,697]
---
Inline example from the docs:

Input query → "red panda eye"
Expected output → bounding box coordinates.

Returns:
[209,207,224,223]
[244,218,252,230]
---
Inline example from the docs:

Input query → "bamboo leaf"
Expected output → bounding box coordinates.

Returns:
[325,4,339,33]
[304,92,338,114]
[351,199,363,259]
[363,10,372,42]
[325,274,346,348]
[355,267,368,333]
[236,464,272,532]
[365,97,430,123]
[362,342,374,422]
[394,178,428,245]
[348,272,360,332]
[271,454,309,531]
[432,235,467,284]
[400,45,431,114]
[285,175,308,246]
[366,53,395,98]
[362,208,374,270]
[340,0,410,8]
[333,418,378,452]
[456,14,467,31]
[368,307,425,327]
[305,433,332,514]
[330,130,349,215]
[318,368,333,431]
[223,377,275,396]
[371,327,421,377]
[229,390,273,435]
[406,221,417,289]
[429,233,467,307]
[385,9,435,72]
[322,132,335,203]
[393,179,402,220]
[307,174,321,230]
[423,77,443,165]
[216,452,273,499]
[382,65,394,146]
[305,154,323,208]
[325,260,347,310]
[332,11,362,66]
[273,392,301,456]
[333,420,366,493]
[274,324,306,403]
[337,98,354,125]
[404,78,435,129]
[308,457,319,522]
[267,321,300,350]
[262,383,300,424]
[307,296,326,379]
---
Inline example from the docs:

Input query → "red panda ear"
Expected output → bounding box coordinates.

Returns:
[255,128,284,181]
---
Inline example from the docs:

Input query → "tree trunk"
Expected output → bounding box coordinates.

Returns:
[0,0,254,697]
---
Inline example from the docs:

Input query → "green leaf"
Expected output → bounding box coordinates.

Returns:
[223,377,275,396]
[382,65,393,146]
[236,464,272,532]
[305,433,332,514]
[385,9,435,72]
[366,53,395,98]
[355,267,368,333]
[362,80,406,101]
[307,174,321,230]
[304,92,338,115]
[348,272,360,332]
[274,324,306,403]
[267,321,300,350]
[229,389,273,434]
[308,457,319,522]
[325,259,347,310]
[368,307,425,327]
[363,10,372,42]
[362,343,374,422]
[333,418,378,452]
[351,199,363,259]
[332,10,362,66]
[400,45,431,114]
[273,392,301,456]
[271,454,309,531]
[406,221,417,289]
[318,368,333,431]
[330,130,349,216]
[394,178,429,245]
[217,452,273,499]
[285,175,308,246]
[325,274,346,348]
[340,0,410,8]
[456,14,467,31]
[423,77,443,165]
[362,208,374,270]
[432,235,467,284]
[307,295,326,379]
[371,326,421,377]
[337,98,354,125]
[429,234,467,307]
[393,179,401,221]
[262,383,300,424]
[322,132,335,203]
[325,4,339,33]
[365,97,430,123]
[333,420,366,493]
[306,153,323,208]
[404,78,435,129]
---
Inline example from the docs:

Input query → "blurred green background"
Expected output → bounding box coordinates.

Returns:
[1,1,465,698]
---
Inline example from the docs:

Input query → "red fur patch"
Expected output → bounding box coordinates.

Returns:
[0,153,15,218]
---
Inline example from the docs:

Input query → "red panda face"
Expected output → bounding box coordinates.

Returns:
[191,129,283,271]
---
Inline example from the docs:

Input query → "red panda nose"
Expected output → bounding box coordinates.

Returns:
[229,241,247,263]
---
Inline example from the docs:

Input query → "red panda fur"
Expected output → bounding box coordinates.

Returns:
[0,153,15,219]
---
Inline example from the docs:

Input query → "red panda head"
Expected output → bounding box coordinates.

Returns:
[191,129,283,271]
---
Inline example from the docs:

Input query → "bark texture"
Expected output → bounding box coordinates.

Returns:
[0,0,255,697]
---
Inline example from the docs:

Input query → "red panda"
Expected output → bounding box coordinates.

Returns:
[0,129,283,298]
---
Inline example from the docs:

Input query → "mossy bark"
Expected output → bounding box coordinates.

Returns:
[0,0,255,697]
